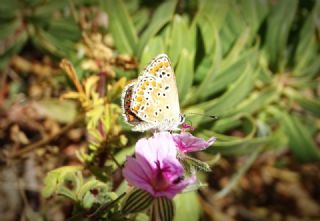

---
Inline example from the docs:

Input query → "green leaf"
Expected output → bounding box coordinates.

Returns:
[101,0,138,54]
[195,0,229,52]
[294,96,320,117]
[225,86,279,116]
[222,3,248,45]
[34,0,69,16]
[293,3,319,76]
[136,0,177,57]
[0,30,28,70]
[0,18,20,40]
[204,129,286,156]
[280,113,320,162]
[140,36,165,72]
[167,15,194,66]
[240,0,269,39]
[174,192,200,221]
[77,180,111,208]
[114,145,135,166]
[192,46,258,103]
[0,0,20,15]
[264,0,298,70]
[47,18,81,42]
[212,117,243,134]
[194,53,214,83]
[190,31,221,102]
[197,64,255,117]
[196,16,216,53]
[175,49,194,103]
[132,8,149,33]
[122,188,153,214]
[29,28,71,57]
[151,197,175,221]
[42,166,82,199]
[220,28,251,70]
[218,51,257,98]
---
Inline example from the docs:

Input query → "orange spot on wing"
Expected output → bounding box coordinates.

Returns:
[132,106,139,112]
[128,114,135,122]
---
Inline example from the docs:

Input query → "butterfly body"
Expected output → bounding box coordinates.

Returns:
[121,54,184,132]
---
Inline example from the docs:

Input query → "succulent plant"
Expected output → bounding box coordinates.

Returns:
[103,0,320,162]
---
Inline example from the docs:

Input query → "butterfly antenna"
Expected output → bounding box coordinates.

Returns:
[185,112,219,120]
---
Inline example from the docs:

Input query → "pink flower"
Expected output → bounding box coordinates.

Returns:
[173,132,216,153]
[181,123,195,131]
[123,132,195,199]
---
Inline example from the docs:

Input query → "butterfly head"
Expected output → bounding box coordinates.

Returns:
[179,114,185,124]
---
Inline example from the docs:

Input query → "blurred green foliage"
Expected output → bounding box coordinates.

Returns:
[102,0,320,163]
[1,0,320,220]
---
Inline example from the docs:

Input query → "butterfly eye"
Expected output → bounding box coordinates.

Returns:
[179,115,185,123]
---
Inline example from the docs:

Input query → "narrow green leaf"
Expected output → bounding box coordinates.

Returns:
[294,97,320,117]
[193,47,257,103]
[225,86,279,116]
[215,51,256,94]
[132,8,149,33]
[47,18,81,41]
[140,36,165,72]
[101,0,137,54]
[190,31,221,102]
[223,2,247,42]
[204,129,286,156]
[194,53,213,83]
[0,18,20,40]
[281,113,320,162]
[220,28,251,70]
[212,117,243,134]
[197,0,229,32]
[167,15,189,65]
[240,0,269,40]
[34,0,68,16]
[30,28,72,57]
[136,0,177,57]
[264,0,298,70]
[196,16,216,53]
[197,64,255,116]
[0,30,27,69]
[175,49,194,103]
[293,4,319,76]
[0,0,20,15]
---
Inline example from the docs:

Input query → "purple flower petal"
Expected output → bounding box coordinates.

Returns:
[122,132,193,199]
[173,132,216,153]
[122,157,155,195]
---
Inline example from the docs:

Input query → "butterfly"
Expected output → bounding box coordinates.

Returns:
[121,53,185,132]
